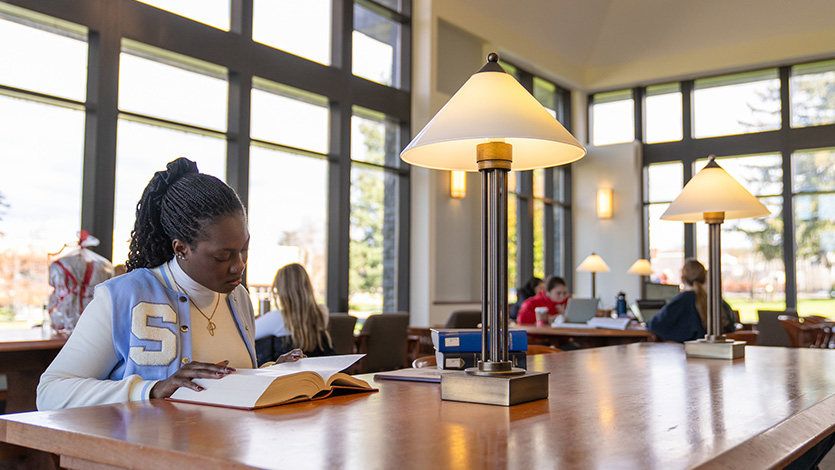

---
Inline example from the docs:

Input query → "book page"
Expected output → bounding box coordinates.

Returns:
[258,354,364,381]
[170,373,278,408]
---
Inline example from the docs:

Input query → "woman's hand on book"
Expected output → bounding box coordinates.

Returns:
[150,360,236,399]
[274,348,306,364]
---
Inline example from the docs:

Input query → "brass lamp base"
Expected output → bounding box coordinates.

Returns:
[684,339,746,359]
[440,370,549,406]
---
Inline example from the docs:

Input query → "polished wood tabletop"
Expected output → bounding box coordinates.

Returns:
[2,343,835,469]
[0,328,67,413]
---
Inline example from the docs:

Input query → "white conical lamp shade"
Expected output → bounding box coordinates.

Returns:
[661,156,770,222]
[400,54,586,171]
[627,259,654,276]
[577,253,610,273]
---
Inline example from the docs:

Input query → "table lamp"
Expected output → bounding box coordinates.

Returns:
[401,53,586,405]
[576,253,610,298]
[660,155,770,359]
[627,259,653,276]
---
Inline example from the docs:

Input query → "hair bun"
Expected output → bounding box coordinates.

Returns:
[146,158,199,202]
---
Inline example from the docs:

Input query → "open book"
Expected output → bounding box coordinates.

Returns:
[168,354,374,410]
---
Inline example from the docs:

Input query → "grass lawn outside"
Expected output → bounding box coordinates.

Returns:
[728,298,835,324]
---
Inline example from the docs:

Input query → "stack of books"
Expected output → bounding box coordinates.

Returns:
[430,328,528,370]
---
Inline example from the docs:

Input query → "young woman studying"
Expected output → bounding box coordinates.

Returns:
[254,263,335,365]
[647,258,735,342]
[37,158,302,411]
[516,276,570,325]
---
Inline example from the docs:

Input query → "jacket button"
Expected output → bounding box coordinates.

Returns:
[180,325,189,332]
[182,357,191,364]
[179,296,187,303]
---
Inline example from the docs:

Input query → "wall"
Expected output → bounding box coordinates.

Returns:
[571,142,643,309]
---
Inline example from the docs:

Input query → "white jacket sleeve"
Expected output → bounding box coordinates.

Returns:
[36,286,158,411]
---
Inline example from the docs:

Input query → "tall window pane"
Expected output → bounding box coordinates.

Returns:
[793,148,835,318]
[0,16,87,101]
[508,193,518,302]
[553,205,564,276]
[694,155,784,323]
[645,84,682,144]
[248,147,328,307]
[533,200,544,279]
[693,70,781,138]
[119,50,228,131]
[353,3,399,87]
[112,120,226,264]
[251,82,329,154]
[533,77,557,116]
[791,60,835,128]
[646,163,683,284]
[253,0,331,66]
[136,0,230,31]
[0,96,85,328]
[351,110,400,167]
[592,90,634,146]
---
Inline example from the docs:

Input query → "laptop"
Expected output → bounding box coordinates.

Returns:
[630,301,664,323]
[563,298,600,324]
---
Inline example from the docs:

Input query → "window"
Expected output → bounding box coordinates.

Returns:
[692,155,784,322]
[136,0,231,31]
[349,108,402,316]
[0,12,87,328]
[793,148,835,316]
[591,90,634,146]
[353,3,400,87]
[693,70,781,138]
[645,163,684,285]
[645,83,682,144]
[251,79,329,154]
[791,60,835,128]
[253,0,331,66]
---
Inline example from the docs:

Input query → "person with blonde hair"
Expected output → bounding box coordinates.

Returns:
[254,263,334,365]
[647,258,735,342]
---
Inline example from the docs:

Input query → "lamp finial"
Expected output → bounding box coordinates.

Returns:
[487,52,499,63]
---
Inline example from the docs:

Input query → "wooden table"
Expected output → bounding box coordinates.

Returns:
[3,343,835,469]
[520,324,652,348]
[0,328,67,413]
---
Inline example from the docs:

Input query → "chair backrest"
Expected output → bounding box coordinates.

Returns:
[779,316,832,348]
[327,314,358,355]
[444,309,482,328]
[412,355,437,368]
[359,313,410,373]
[757,310,798,347]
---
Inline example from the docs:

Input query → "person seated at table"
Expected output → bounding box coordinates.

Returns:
[255,263,334,365]
[647,258,735,342]
[516,276,570,325]
[510,275,544,321]
[36,158,303,411]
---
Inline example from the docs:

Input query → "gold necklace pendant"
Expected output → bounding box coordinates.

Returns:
[172,274,221,336]
[207,320,217,336]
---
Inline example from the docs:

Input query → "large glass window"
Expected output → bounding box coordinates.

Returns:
[793,148,835,317]
[136,0,231,31]
[694,154,784,323]
[353,3,399,87]
[693,70,781,138]
[251,79,329,154]
[253,0,331,66]
[791,60,835,128]
[0,96,85,328]
[646,163,684,285]
[591,90,634,146]
[645,83,682,144]
[119,46,228,132]
[349,108,402,316]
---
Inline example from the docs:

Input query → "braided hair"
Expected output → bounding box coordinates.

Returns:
[125,158,245,271]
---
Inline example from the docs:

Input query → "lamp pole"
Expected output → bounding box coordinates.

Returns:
[705,212,725,342]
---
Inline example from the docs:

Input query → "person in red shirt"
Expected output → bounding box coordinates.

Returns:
[516,276,570,325]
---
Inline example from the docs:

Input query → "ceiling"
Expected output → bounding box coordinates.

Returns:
[450,0,835,90]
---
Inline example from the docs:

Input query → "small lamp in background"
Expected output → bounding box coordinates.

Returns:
[661,155,770,359]
[627,259,653,276]
[450,171,467,198]
[576,253,610,299]
[597,188,613,219]
[401,53,586,405]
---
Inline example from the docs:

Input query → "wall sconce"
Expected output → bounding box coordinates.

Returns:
[450,171,467,198]
[597,188,613,219]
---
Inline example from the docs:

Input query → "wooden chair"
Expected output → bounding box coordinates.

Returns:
[757,309,798,347]
[327,313,358,355]
[355,312,411,373]
[778,316,832,348]
[443,310,482,328]
[726,330,759,345]
[412,355,437,368]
